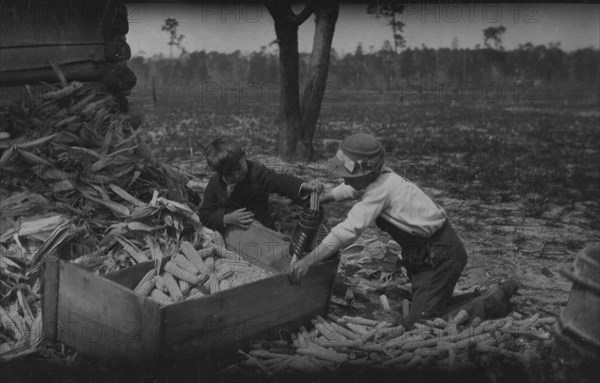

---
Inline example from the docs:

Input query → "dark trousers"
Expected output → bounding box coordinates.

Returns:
[376,218,468,322]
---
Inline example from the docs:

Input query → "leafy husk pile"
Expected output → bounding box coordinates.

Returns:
[0,79,206,361]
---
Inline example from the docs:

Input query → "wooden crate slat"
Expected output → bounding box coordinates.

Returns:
[165,292,330,359]
[41,258,60,341]
[56,308,151,362]
[55,261,160,361]
[161,260,337,350]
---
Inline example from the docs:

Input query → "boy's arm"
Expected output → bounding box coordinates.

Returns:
[198,179,228,232]
[329,187,388,246]
[319,183,360,204]
[253,162,306,202]
[289,235,342,284]
[289,187,389,284]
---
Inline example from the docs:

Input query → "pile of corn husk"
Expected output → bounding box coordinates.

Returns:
[0,78,206,361]
[228,310,555,377]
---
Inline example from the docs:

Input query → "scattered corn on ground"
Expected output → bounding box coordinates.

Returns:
[0,79,206,361]
[229,310,555,376]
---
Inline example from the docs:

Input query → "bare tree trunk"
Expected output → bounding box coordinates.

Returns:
[300,3,339,160]
[274,19,302,160]
[267,2,337,161]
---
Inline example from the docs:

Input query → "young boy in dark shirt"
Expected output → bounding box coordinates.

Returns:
[198,137,320,233]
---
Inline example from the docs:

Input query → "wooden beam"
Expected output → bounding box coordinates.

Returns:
[0,45,106,72]
[0,61,117,85]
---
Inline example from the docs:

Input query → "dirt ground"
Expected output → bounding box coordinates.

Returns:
[2,90,598,382]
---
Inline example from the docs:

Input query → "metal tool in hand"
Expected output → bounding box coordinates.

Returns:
[291,190,321,260]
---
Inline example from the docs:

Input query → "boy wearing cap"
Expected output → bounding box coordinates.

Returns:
[289,133,468,323]
[199,136,321,232]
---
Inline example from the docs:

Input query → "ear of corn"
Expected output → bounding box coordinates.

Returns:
[196,273,210,286]
[186,288,205,300]
[178,280,190,295]
[231,276,249,288]
[197,247,214,259]
[173,253,200,274]
[208,274,220,294]
[163,272,184,301]
[43,82,83,99]
[133,269,156,296]
[216,266,234,281]
[164,261,200,285]
[153,275,168,293]
[180,241,211,274]
[126,238,275,305]
[219,279,231,291]
[197,283,210,295]
[205,256,215,271]
[150,288,172,305]
[212,231,226,247]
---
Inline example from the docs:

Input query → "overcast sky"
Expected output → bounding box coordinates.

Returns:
[126,3,600,57]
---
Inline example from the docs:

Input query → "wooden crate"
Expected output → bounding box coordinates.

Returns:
[42,253,338,363]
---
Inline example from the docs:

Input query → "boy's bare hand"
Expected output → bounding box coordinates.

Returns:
[224,208,254,229]
[289,258,311,285]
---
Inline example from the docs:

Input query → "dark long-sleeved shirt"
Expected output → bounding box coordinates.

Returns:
[198,160,306,232]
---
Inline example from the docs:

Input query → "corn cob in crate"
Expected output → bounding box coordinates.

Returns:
[133,269,156,296]
[134,238,275,305]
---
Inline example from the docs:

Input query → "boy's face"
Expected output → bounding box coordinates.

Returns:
[344,172,377,191]
[221,158,248,184]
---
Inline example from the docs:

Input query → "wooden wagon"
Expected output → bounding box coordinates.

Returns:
[1,0,134,100]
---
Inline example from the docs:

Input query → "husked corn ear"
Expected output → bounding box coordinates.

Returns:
[180,241,211,274]
[153,275,168,293]
[208,274,220,294]
[217,257,252,268]
[216,266,234,281]
[173,253,200,274]
[216,262,254,273]
[197,247,214,259]
[186,287,205,300]
[196,273,210,286]
[231,277,249,288]
[219,279,231,291]
[212,231,226,247]
[150,289,172,305]
[165,261,201,284]
[205,256,215,271]
[178,280,190,295]
[134,269,156,296]
[163,273,184,301]
[197,281,210,295]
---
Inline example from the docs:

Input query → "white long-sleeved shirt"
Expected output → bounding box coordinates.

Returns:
[323,168,447,247]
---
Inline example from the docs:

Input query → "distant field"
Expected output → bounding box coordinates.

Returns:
[135,86,599,221]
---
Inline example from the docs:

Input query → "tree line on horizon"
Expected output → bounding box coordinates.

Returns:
[129,42,599,94]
